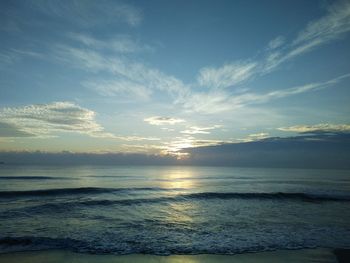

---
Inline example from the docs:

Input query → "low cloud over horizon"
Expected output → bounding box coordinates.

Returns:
[1,133,349,169]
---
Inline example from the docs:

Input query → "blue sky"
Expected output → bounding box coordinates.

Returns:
[1,0,350,157]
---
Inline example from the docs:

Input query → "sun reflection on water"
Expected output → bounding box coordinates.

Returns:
[158,168,197,190]
[156,168,200,228]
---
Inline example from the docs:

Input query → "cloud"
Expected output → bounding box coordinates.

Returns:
[268,36,285,50]
[292,1,350,55]
[184,133,350,169]
[0,102,164,143]
[230,76,340,105]
[54,46,107,72]
[144,116,185,126]
[161,135,226,157]
[52,0,350,117]
[181,73,350,114]
[0,51,18,66]
[179,1,350,114]
[9,0,348,127]
[0,49,43,68]
[263,1,350,71]
[185,1,350,113]
[161,127,175,132]
[246,132,270,141]
[195,1,350,92]
[232,133,270,143]
[180,90,234,114]
[229,73,350,108]
[197,61,258,89]
[84,79,152,100]
[278,123,350,134]
[0,102,111,138]
[68,33,153,54]
[114,136,161,141]
[181,125,222,134]
[1,134,349,168]
[0,122,33,137]
[118,143,165,154]
[55,45,189,99]
[0,151,178,165]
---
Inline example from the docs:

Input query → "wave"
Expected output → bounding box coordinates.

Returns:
[188,192,350,201]
[0,187,172,198]
[0,236,88,253]
[66,192,350,207]
[0,176,61,180]
[0,235,319,254]
[3,193,349,214]
[96,192,350,204]
[0,187,114,198]
[85,175,145,179]
[1,185,349,202]
[1,232,350,255]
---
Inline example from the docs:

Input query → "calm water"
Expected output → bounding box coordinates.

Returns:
[0,165,350,254]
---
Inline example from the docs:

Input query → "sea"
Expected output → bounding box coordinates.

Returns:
[0,165,350,255]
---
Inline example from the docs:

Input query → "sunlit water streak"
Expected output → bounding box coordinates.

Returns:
[0,165,349,254]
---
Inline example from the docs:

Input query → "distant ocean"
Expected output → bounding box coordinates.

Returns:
[0,165,350,255]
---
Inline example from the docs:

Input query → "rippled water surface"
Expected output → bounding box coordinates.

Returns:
[0,165,350,254]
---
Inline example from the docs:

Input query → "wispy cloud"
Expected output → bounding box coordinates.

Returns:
[292,1,350,54]
[84,80,152,100]
[0,51,17,66]
[0,49,43,67]
[229,74,350,107]
[263,1,350,72]
[278,123,350,134]
[195,1,350,92]
[180,90,234,114]
[55,45,189,99]
[68,33,153,54]
[267,36,286,50]
[197,61,258,89]
[181,125,222,134]
[144,116,185,126]
[181,74,350,114]
[183,1,350,114]
[114,136,161,142]
[50,0,350,117]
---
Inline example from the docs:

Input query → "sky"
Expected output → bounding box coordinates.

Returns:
[1,0,350,159]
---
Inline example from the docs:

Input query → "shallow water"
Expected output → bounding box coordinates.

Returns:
[0,165,350,254]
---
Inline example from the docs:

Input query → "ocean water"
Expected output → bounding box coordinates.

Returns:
[0,165,350,255]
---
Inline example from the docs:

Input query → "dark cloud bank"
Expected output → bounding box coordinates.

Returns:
[186,134,350,169]
[1,134,349,169]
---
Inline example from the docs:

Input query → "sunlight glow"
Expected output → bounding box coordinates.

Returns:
[159,168,196,190]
